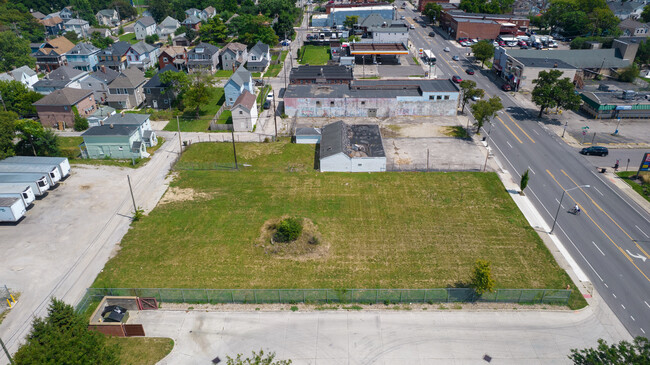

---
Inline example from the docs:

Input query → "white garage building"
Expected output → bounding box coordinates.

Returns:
[319,121,386,172]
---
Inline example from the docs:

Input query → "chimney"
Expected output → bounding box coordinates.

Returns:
[110,124,114,128]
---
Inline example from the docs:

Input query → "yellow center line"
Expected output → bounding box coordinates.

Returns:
[504,112,535,143]
[546,170,650,283]
[497,116,523,144]
[561,170,650,259]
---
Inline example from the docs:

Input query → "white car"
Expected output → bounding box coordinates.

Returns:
[493,41,499,47]
[410,24,415,29]
[443,47,450,52]
[266,91,273,102]
[472,95,481,101]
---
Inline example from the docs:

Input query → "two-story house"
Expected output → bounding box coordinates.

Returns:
[97,41,131,71]
[2,66,39,90]
[33,87,96,128]
[107,67,147,109]
[65,42,101,72]
[78,65,120,103]
[608,1,646,20]
[220,42,248,71]
[144,65,180,109]
[64,19,90,37]
[31,36,76,72]
[246,41,270,72]
[126,41,160,70]
[134,16,157,40]
[89,28,112,38]
[157,16,181,39]
[40,16,64,36]
[185,8,202,19]
[80,124,150,159]
[59,7,74,21]
[33,66,88,94]
[187,42,220,73]
[173,33,192,47]
[96,9,120,26]
[224,65,254,107]
[231,90,258,132]
[159,46,187,70]
[619,18,650,37]
[201,6,217,20]
[181,15,202,31]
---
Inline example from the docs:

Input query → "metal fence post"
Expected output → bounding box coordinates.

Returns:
[495,289,499,303]
[541,289,547,304]
[423,290,427,303]
[446,288,450,303]
[231,290,234,304]
[376,290,379,304]
[158,289,162,302]
[254,290,257,304]
[325,289,328,304]
[206,289,210,304]
[278,289,282,304]
[303,290,305,303]
[518,289,523,303]
[399,290,403,303]
[181,289,185,303]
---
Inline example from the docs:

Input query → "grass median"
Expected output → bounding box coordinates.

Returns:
[94,141,586,309]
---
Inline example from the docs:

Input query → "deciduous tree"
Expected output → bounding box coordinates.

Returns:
[618,63,640,82]
[0,111,17,159]
[0,80,43,117]
[184,71,215,117]
[200,17,228,45]
[14,120,60,157]
[0,31,36,72]
[343,15,358,29]
[569,337,650,364]
[459,80,484,113]
[424,3,443,22]
[471,259,495,295]
[471,40,494,67]
[520,169,529,195]
[90,31,115,49]
[470,96,502,133]
[532,69,581,117]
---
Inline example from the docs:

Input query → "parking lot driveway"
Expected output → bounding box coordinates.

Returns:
[385,137,484,171]
[137,308,621,365]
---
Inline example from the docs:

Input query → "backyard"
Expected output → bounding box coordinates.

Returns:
[162,88,229,132]
[93,141,584,308]
[298,45,330,65]
[118,33,138,44]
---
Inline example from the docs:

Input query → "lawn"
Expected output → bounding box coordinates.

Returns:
[617,171,650,204]
[265,63,283,78]
[94,141,584,308]
[106,337,174,365]
[118,33,138,44]
[215,70,234,78]
[162,88,225,132]
[58,136,83,159]
[298,45,330,65]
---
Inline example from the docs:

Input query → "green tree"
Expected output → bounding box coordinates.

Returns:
[0,80,43,117]
[470,259,495,295]
[532,69,581,117]
[200,17,228,45]
[0,31,36,72]
[343,15,358,29]
[227,349,292,365]
[619,63,640,82]
[149,0,172,22]
[90,32,115,49]
[470,96,503,133]
[274,217,303,242]
[424,3,443,22]
[471,40,494,67]
[145,34,160,44]
[0,2,46,42]
[552,78,582,113]
[184,71,215,117]
[14,119,61,156]
[459,80,484,113]
[64,31,79,44]
[590,8,620,36]
[520,169,529,195]
[569,337,650,364]
[111,0,137,20]
[14,298,120,364]
[118,26,124,35]
[0,111,17,159]
[72,106,89,131]
[642,5,650,22]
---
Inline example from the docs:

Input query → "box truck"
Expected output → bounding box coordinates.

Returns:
[0,197,26,223]
[0,164,61,186]
[0,185,36,207]
[0,174,51,196]
[1,156,71,178]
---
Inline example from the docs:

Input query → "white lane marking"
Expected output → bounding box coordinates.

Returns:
[622,304,626,309]
[528,166,536,175]
[592,242,605,256]
[604,283,608,288]
[613,293,617,298]
[636,225,649,238]
[556,224,597,282]
[645,301,650,309]
[589,169,650,226]
[593,186,603,196]
[631,316,635,321]
[533,129,539,135]
[642,328,646,334]
[626,250,647,262]
[506,141,513,148]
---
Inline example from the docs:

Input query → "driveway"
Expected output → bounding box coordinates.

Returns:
[135,303,628,365]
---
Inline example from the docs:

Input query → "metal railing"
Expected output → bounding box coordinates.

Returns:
[76,288,571,313]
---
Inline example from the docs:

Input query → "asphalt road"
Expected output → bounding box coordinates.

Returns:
[402,6,650,338]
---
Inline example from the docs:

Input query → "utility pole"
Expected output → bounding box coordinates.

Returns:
[0,337,13,365]
[230,128,238,170]
[176,116,183,153]
[127,175,137,213]
[273,92,278,141]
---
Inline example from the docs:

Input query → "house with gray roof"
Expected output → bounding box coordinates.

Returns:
[87,105,115,126]
[290,65,353,85]
[359,14,409,44]
[157,16,181,39]
[187,42,220,73]
[202,6,217,20]
[134,16,157,40]
[182,15,202,30]
[65,42,101,72]
[40,16,64,36]
[3,66,39,89]
[185,8,202,19]
[31,11,46,20]
[78,66,121,103]
[80,124,150,159]
[64,19,90,37]
[33,66,88,94]
[107,68,147,109]
[96,9,120,26]
[220,42,248,71]
[294,126,322,144]
[144,65,181,109]
[247,41,270,72]
[102,112,157,146]
[224,65,254,106]
[33,87,96,128]
[608,1,646,20]
[97,41,132,71]
[126,41,160,70]
[618,18,650,37]
[319,121,386,172]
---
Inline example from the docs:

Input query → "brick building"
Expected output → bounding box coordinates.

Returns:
[440,11,529,40]
[33,88,96,129]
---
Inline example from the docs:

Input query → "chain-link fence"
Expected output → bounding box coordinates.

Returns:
[77,288,571,313]
[0,285,14,312]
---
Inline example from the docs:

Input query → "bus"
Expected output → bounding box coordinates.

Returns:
[422,49,436,65]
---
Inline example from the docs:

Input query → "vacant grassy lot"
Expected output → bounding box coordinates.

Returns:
[163,89,226,132]
[106,337,174,365]
[94,141,583,307]
[118,33,138,44]
[299,45,330,65]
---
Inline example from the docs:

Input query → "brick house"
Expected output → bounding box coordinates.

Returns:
[158,46,187,70]
[33,88,96,129]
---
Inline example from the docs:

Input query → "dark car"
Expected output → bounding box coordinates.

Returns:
[520,45,528,49]
[466,68,475,75]
[580,146,609,156]
[452,75,463,83]
[429,31,435,37]
[501,84,512,91]
[263,100,271,109]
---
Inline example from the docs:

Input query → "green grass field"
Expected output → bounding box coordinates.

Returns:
[214,70,234,78]
[94,141,585,308]
[299,45,330,65]
[617,171,650,204]
[118,33,138,44]
[162,89,225,132]
[106,337,173,365]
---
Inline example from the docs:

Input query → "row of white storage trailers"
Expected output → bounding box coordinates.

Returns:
[0,156,71,223]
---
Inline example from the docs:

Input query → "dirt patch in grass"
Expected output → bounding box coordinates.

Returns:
[159,186,212,205]
[257,217,329,260]
[380,126,401,138]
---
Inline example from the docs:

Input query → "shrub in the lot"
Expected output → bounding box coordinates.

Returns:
[273,217,303,243]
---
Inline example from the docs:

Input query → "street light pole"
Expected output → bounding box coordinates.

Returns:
[550,185,590,233]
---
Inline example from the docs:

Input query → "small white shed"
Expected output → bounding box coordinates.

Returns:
[295,126,322,144]
[319,121,386,172]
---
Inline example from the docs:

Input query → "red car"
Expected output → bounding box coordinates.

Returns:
[502,84,512,91]
[452,75,463,83]
[466,69,475,75]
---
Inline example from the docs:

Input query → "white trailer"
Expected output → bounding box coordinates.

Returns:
[0,164,61,186]
[1,156,71,178]
[0,185,36,207]
[0,174,51,196]
[0,197,26,223]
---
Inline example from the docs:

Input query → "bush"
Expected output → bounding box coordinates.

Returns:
[273,217,303,242]
[73,115,89,131]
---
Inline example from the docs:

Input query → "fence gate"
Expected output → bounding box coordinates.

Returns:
[137,297,159,310]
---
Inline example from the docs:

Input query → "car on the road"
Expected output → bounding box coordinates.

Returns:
[452,75,463,83]
[443,47,450,52]
[452,55,460,61]
[401,15,405,19]
[501,84,512,91]
[266,91,273,102]
[580,146,609,156]
[493,41,499,47]
[466,68,475,75]
[472,95,481,101]
[429,31,435,37]
[410,24,415,29]
[281,39,291,46]
[263,100,271,109]
[520,45,528,49]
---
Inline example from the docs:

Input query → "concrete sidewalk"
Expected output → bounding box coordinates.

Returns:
[135,307,626,365]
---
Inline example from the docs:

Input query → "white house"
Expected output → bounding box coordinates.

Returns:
[102,112,157,147]
[64,19,90,37]
[319,121,386,172]
[5,66,39,89]
[246,41,270,72]
[96,9,120,26]
[231,90,258,132]
[126,41,160,70]
[224,65,254,106]
[157,16,181,39]
[134,16,157,40]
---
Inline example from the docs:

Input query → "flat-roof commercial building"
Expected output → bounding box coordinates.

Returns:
[440,11,529,40]
[311,5,395,27]
[284,79,460,118]
[290,65,353,85]
[580,91,650,119]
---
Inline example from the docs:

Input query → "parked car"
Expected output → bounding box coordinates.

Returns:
[401,15,405,19]
[466,68,475,75]
[452,55,460,61]
[429,31,435,37]
[472,95,481,101]
[263,100,271,109]
[493,41,499,47]
[410,24,415,29]
[443,47,450,52]
[520,45,528,49]
[266,91,273,102]
[501,84,512,91]
[580,146,609,156]
[452,75,463,83]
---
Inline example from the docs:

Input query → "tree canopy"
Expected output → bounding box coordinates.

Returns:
[470,96,503,133]
[0,111,17,159]
[0,80,43,117]
[459,80,484,114]
[0,31,36,72]
[531,69,582,117]
[459,0,514,14]
[539,0,620,37]
[471,40,495,67]
[569,337,650,364]
[200,17,228,45]
[424,3,443,22]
